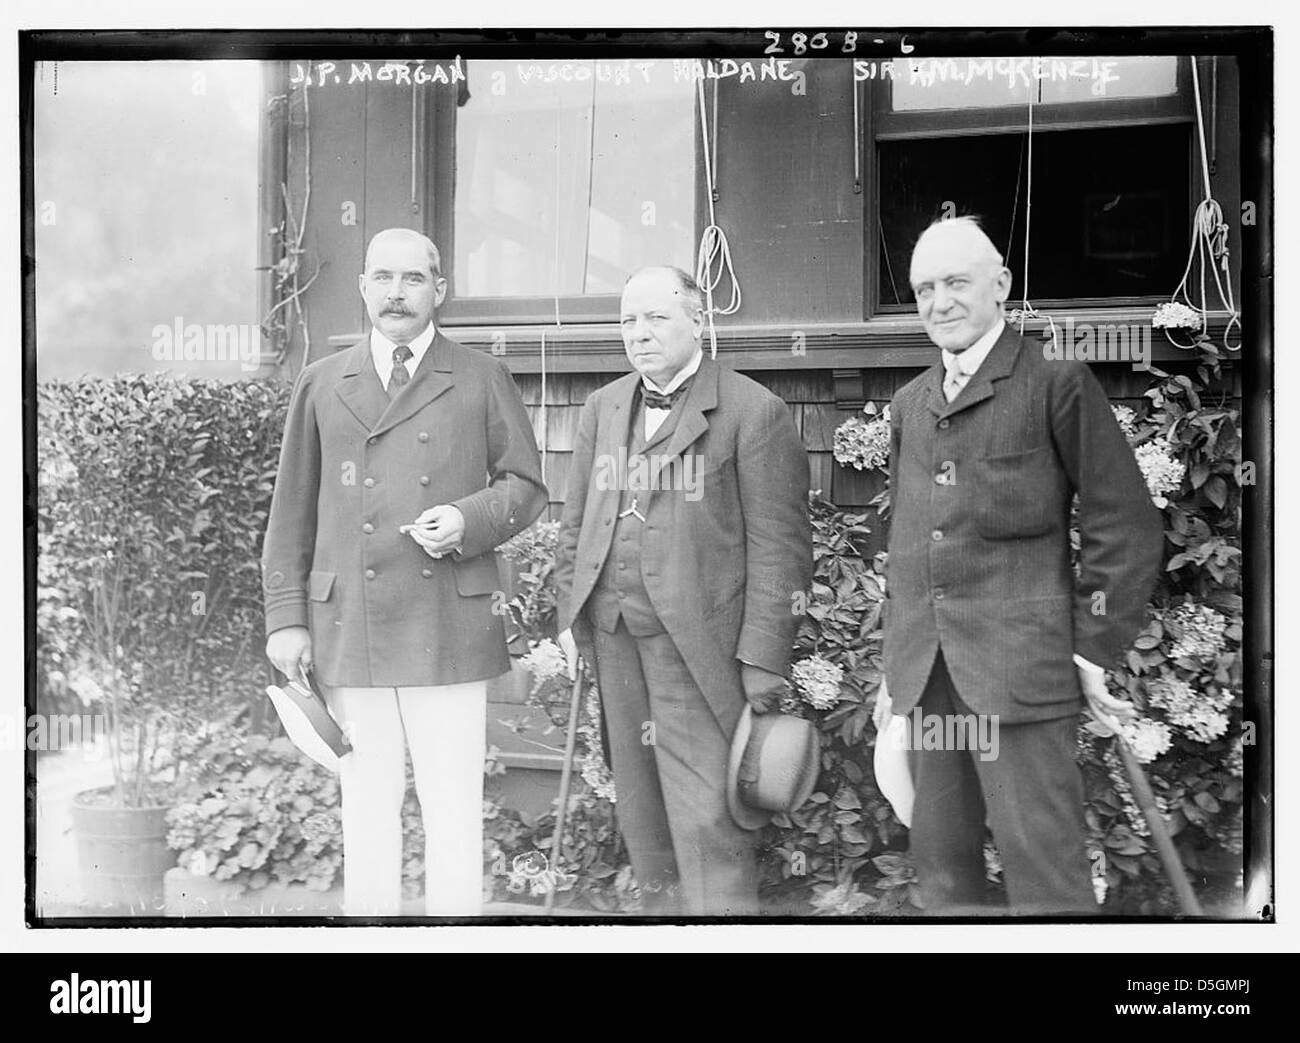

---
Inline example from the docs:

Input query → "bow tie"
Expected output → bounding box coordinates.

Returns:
[642,381,691,411]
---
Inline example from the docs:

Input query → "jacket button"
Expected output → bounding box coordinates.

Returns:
[368,436,378,444]
[934,588,945,599]
[420,476,430,486]
[362,523,375,534]
[938,419,950,429]
[421,568,433,578]
[931,529,943,541]
[934,473,947,485]
[365,569,376,580]
[418,432,430,443]
[363,477,375,488]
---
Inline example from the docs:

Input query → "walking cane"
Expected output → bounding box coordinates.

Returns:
[544,661,585,913]
[1094,709,1204,916]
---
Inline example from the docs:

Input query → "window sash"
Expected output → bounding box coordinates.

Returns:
[863,57,1199,317]
[429,74,701,326]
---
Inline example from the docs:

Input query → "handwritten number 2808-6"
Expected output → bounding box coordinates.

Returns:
[764,31,855,54]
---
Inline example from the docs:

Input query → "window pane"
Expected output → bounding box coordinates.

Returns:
[890,56,1179,111]
[877,123,1190,304]
[453,59,695,298]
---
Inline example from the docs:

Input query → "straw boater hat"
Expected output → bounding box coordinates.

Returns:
[265,672,352,772]
[726,705,822,830]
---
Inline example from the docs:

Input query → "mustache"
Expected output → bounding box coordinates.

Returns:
[381,304,413,316]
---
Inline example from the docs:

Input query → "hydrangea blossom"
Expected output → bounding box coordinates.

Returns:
[1166,601,1230,661]
[832,409,891,472]
[1111,404,1139,437]
[521,639,567,687]
[811,881,873,915]
[1120,716,1173,764]
[1133,437,1186,508]
[1153,301,1204,330]
[791,655,844,711]
[1147,676,1232,744]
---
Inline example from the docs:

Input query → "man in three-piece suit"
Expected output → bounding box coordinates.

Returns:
[876,217,1164,913]
[554,267,812,916]
[262,228,546,916]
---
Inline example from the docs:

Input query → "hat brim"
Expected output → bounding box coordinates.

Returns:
[267,684,349,772]
[873,714,915,828]
[726,705,772,831]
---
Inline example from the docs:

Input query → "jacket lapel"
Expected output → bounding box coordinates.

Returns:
[335,339,389,431]
[371,332,457,438]
[927,324,1023,420]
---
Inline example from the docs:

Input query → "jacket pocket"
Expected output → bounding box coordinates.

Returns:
[309,570,336,602]
[972,445,1062,540]
[453,554,504,597]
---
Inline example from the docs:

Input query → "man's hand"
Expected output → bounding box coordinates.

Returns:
[1077,659,1136,736]
[740,663,785,715]
[558,628,578,681]
[405,504,465,559]
[872,675,893,732]
[267,626,312,682]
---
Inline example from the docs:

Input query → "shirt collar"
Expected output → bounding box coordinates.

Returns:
[370,321,436,369]
[642,346,703,399]
[941,317,1005,378]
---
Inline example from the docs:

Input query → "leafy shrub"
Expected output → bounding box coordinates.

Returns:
[37,376,291,804]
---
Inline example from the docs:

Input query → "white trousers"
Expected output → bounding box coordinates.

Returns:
[323,682,487,917]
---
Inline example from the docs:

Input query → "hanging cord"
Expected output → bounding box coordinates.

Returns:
[1006,74,1060,354]
[695,65,741,359]
[851,64,862,194]
[1165,58,1241,352]
[538,93,568,489]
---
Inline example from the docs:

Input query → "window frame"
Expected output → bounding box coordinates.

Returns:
[863,56,1200,318]
[427,72,702,327]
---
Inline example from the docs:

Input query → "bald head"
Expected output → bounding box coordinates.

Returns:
[364,228,442,278]
[909,217,1011,353]
[624,266,704,319]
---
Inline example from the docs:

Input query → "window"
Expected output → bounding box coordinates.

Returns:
[433,59,697,323]
[869,56,1195,310]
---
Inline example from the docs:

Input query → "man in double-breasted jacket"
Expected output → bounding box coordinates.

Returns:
[554,266,812,915]
[876,217,1164,913]
[262,228,546,916]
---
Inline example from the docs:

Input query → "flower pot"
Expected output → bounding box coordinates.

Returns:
[70,787,175,912]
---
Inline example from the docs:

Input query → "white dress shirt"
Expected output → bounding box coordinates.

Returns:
[370,322,436,391]
[643,347,703,440]
[939,317,1102,678]
[941,318,1005,401]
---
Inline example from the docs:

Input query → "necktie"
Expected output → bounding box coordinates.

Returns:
[388,345,413,397]
[642,380,691,411]
[943,354,968,403]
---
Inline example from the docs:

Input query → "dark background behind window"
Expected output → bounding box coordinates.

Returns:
[877,123,1190,306]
